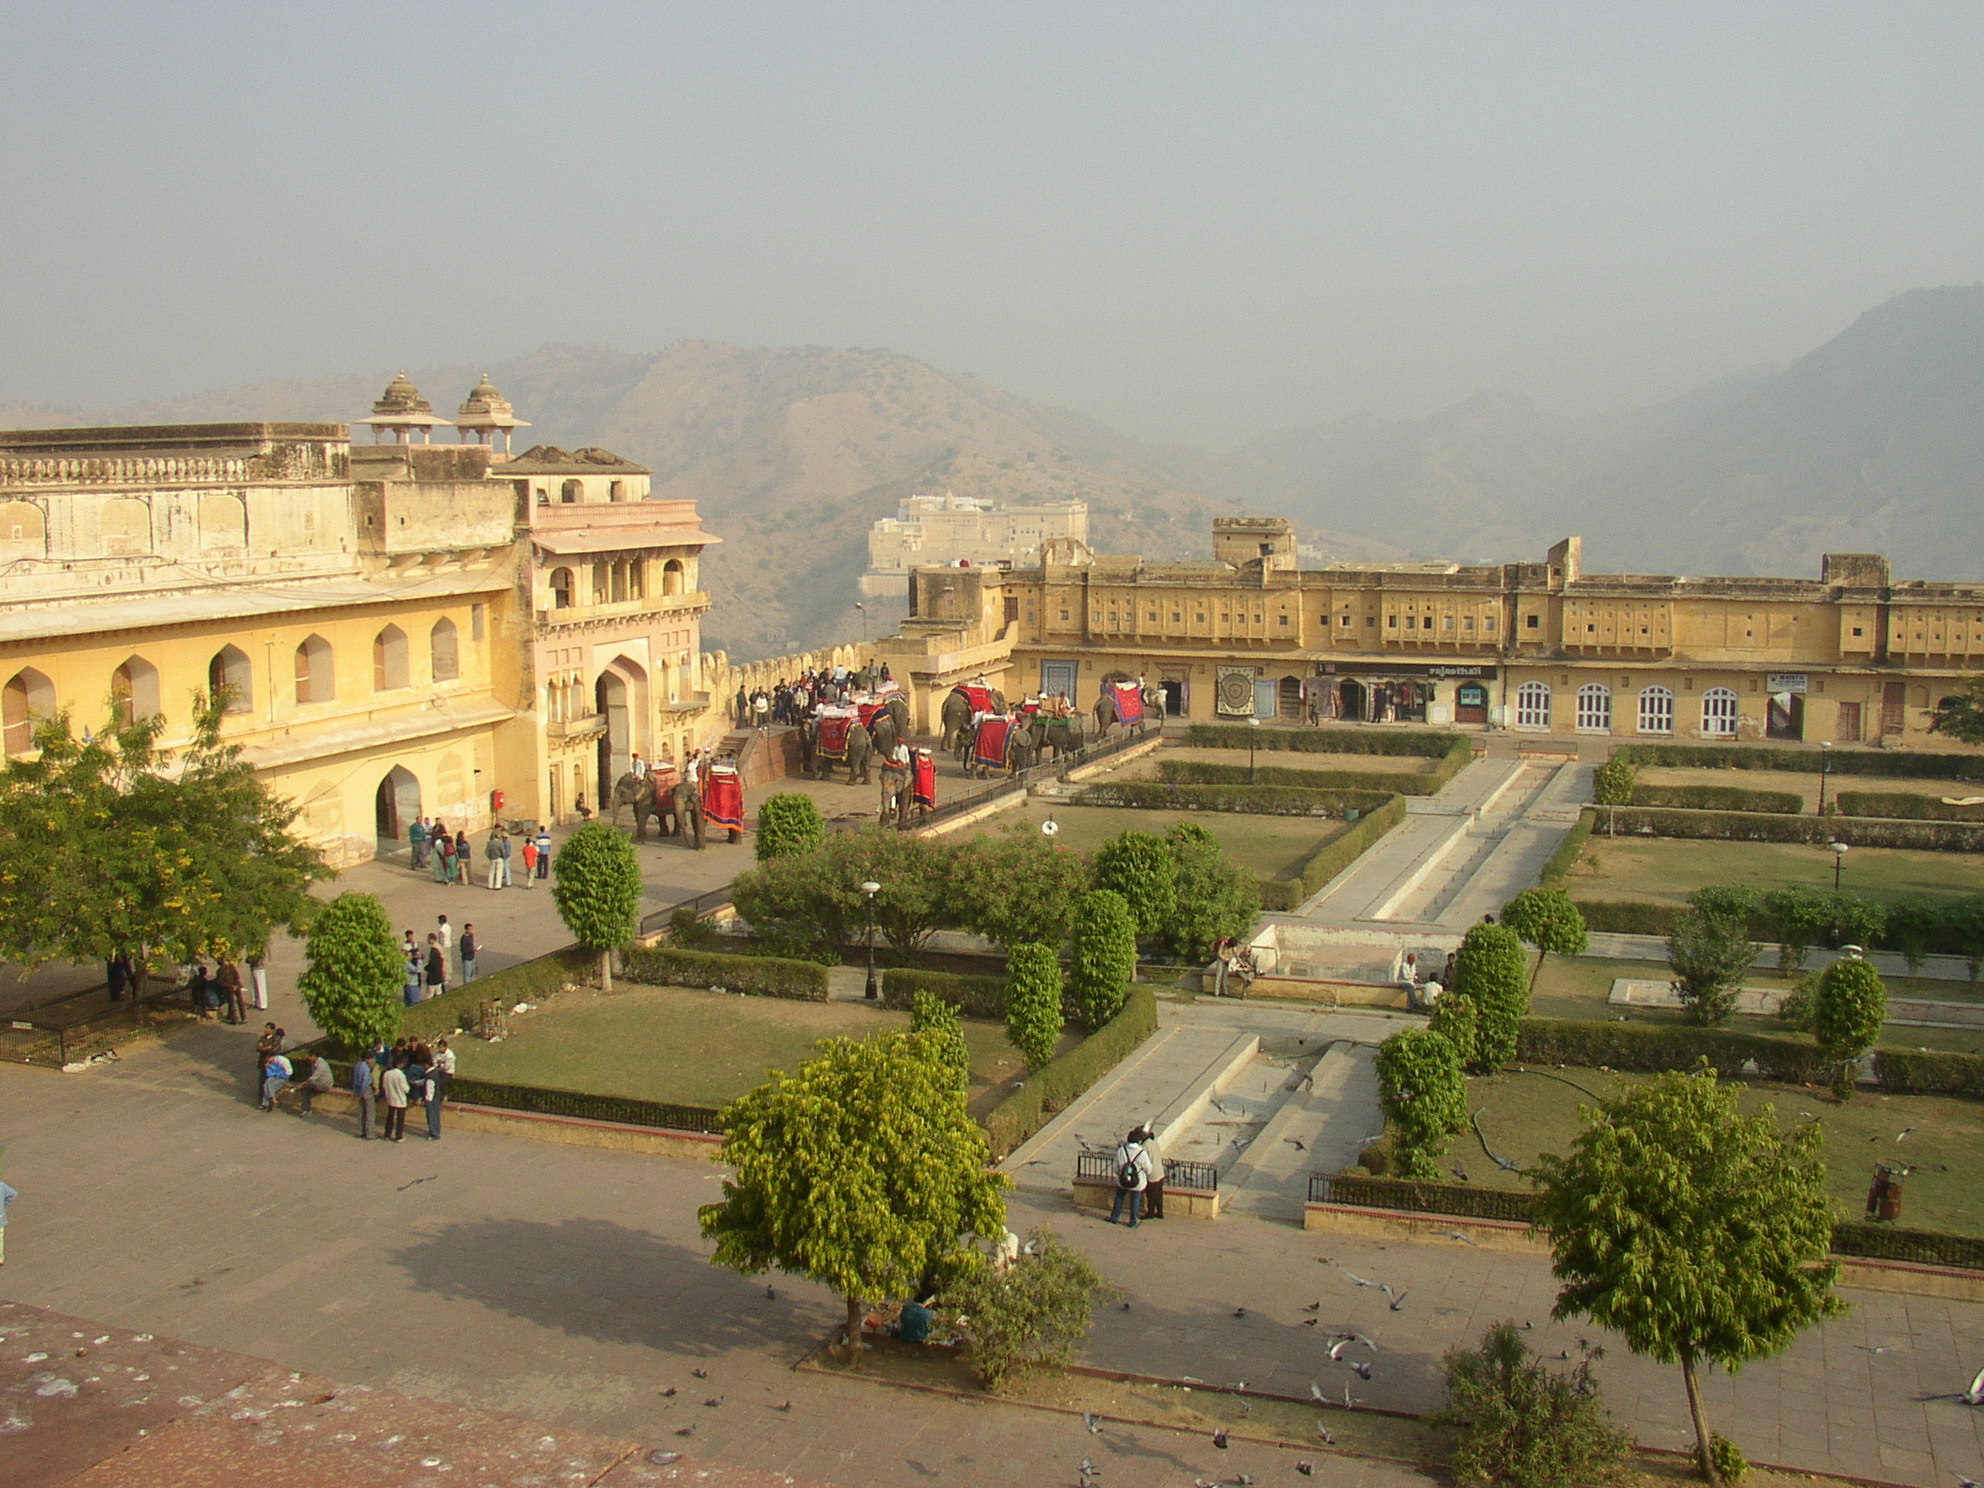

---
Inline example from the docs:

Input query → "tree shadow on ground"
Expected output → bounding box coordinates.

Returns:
[391,1215,835,1358]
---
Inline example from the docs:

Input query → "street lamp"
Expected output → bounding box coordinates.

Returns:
[854,601,868,645]
[1828,841,1850,894]
[1249,715,1262,785]
[1041,814,1060,838]
[860,879,881,1000]
[1818,740,1832,818]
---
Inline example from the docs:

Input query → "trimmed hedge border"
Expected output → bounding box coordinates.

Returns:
[984,986,1159,1158]
[1573,898,1686,936]
[1072,780,1393,817]
[1320,1173,1984,1270]
[880,966,1009,1019]
[1260,793,1408,912]
[620,945,829,1001]
[1158,759,1441,796]
[1184,724,1467,759]
[1617,742,1984,781]
[443,1075,725,1134]
[402,947,596,1041]
[1837,790,1984,823]
[1630,783,1804,814]
[1873,1047,1984,1099]
[1514,1016,1830,1083]
[1593,805,1984,851]
[1539,810,1596,888]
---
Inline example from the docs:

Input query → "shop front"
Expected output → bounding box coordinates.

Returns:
[1312,661,1497,727]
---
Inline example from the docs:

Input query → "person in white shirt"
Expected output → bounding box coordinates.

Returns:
[381,1063,411,1142]
[630,752,648,779]
[1108,1130,1156,1227]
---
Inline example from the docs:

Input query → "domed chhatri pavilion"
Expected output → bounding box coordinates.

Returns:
[453,374,531,455]
[354,371,453,445]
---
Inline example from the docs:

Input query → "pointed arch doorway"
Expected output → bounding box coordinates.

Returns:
[375,765,421,857]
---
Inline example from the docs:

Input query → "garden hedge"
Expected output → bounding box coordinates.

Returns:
[1829,1221,1984,1270]
[1183,723,1468,759]
[1616,743,1984,781]
[400,946,597,1042]
[442,1075,726,1133]
[882,966,1010,1019]
[1837,791,1984,823]
[1513,1016,1831,1083]
[982,985,1158,1158]
[1158,734,1472,795]
[1570,899,1686,936]
[1538,810,1596,888]
[1072,780,1393,817]
[1588,805,1984,851]
[620,944,829,1001]
[1258,793,1408,911]
[1871,1047,1984,1099]
[1629,783,1804,814]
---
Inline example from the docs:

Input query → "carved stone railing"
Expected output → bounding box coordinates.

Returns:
[0,455,251,487]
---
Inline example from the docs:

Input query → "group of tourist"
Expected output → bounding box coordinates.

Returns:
[400,916,483,1001]
[168,951,270,1022]
[408,818,552,888]
[1107,1123,1167,1227]
[349,1035,455,1141]
[734,662,895,729]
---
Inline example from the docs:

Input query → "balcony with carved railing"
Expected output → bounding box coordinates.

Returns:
[535,591,710,631]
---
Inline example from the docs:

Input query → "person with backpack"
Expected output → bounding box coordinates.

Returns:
[1108,1128,1155,1227]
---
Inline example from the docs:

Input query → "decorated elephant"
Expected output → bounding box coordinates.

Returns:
[808,714,874,784]
[965,714,1035,779]
[1027,710,1087,761]
[611,773,667,841]
[940,684,1007,753]
[672,777,705,850]
[864,695,913,759]
[1093,679,1160,739]
[877,758,913,827]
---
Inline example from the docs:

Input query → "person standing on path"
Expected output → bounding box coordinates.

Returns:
[1108,1129,1155,1227]
[402,950,423,1007]
[426,1038,454,1140]
[380,1060,410,1142]
[246,947,269,1011]
[485,825,510,889]
[521,834,538,888]
[436,915,452,955]
[458,924,478,984]
[0,1175,15,1266]
[432,825,453,884]
[423,935,446,999]
[453,829,471,887]
[1134,1123,1166,1220]
[215,958,245,1025]
[534,825,551,880]
[352,1052,376,1139]
[408,816,427,871]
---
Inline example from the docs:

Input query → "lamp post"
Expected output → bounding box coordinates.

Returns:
[1828,841,1850,895]
[854,602,868,645]
[1249,715,1261,785]
[860,880,881,1000]
[1818,740,1832,818]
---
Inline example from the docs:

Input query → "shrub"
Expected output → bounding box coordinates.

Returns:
[1688,885,1758,926]
[1092,832,1176,942]
[1435,1322,1630,1488]
[1156,745,1469,796]
[1005,943,1064,1070]
[1835,790,1984,822]
[983,988,1157,1157]
[619,944,829,1001]
[911,988,969,1088]
[1813,958,1886,1098]
[552,822,643,993]
[1183,723,1466,757]
[1428,990,1480,1069]
[1514,1017,1830,1085]
[1501,888,1588,991]
[956,834,1093,951]
[755,793,825,860]
[939,1228,1118,1391]
[1614,742,1984,781]
[1945,896,1984,986]
[1665,909,1758,1026]
[1073,780,1392,817]
[1591,756,1636,807]
[1870,1046,1984,1098]
[880,967,1009,1018]
[1573,899,1682,936]
[1884,897,1942,973]
[1710,1435,1749,1485]
[1777,971,1819,1033]
[1585,806,1984,852]
[1068,890,1136,1030]
[295,892,404,1053]
[1759,885,1833,973]
[399,946,595,1043]
[1630,784,1803,814]
[1540,810,1596,885]
[1452,923,1529,1072]
[1375,1029,1466,1180]
[1164,822,1261,963]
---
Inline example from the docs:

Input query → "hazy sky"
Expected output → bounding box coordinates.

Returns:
[4,2,1981,446]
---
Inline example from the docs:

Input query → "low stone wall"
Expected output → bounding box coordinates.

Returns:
[1245,977,1410,1009]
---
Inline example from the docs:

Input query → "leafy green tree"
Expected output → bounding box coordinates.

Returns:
[0,698,328,998]
[1759,885,1832,973]
[1530,1066,1841,1484]
[1945,895,1984,987]
[731,850,852,963]
[1163,823,1261,963]
[1686,885,1756,928]
[910,988,968,1089]
[1092,831,1177,943]
[956,833,1092,950]
[1068,889,1136,1030]
[1927,678,1984,745]
[939,1228,1118,1390]
[1823,892,1885,952]
[552,821,643,992]
[1592,756,1635,806]
[296,892,404,1053]
[1883,896,1942,975]
[1435,1322,1630,1488]
[1451,922,1529,1072]
[1812,957,1886,1099]
[755,793,825,861]
[1005,943,1064,1070]
[1374,1028,1467,1180]
[700,1028,1009,1343]
[1666,909,1759,1027]
[1428,988,1480,1069]
[1501,888,1589,993]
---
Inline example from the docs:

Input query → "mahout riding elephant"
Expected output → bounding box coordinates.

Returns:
[877,758,913,827]
[867,695,913,758]
[1028,711,1086,761]
[611,773,665,842]
[940,686,1007,752]
[1093,681,1161,739]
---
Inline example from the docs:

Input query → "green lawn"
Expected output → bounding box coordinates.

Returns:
[458,982,1068,1117]
[1565,834,1984,906]
[1457,1063,1984,1235]
[957,799,1349,881]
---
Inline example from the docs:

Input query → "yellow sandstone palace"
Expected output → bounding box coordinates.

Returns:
[879,517,1984,749]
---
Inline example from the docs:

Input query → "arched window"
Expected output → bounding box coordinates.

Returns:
[294,635,334,705]
[0,500,46,559]
[1638,686,1674,735]
[198,494,247,551]
[110,655,161,725]
[560,479,581,504]
[1515,681,1552,729]
[430,617,460,682]
[1575,683,1612,733]
[662,558,685,597]
[549,568,574,609]
[372,625,410,691]
[208,646,252,714]
[1702,687,1740,737]
[3,667,55,756]
[99,498,150,556]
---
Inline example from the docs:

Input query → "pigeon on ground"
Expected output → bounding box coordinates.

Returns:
[1302,1301,1321,1312]
[1316,1423,1334,1444]
[691,1367,709,1379]
[673,1426,695,1438]
[1084,1411,1102,1434]
[1079,1455,1099,1477]
[772,1400,791,1411]
[1443,1230,1478,1247]
[1919,1365,1984,1405]
[703,1396,723,1408]
[1298,1461,1316,1475]
[1303,1317,1320,1327]
[765,1285,777,1300]
[1897,1127,1919,1141]
[1212,1429,1229,1449]
[659,1387,677,1398]
[1233,1307,1247,1319]
[1855,1344,1894,1355]
[647,1451,681,1467]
